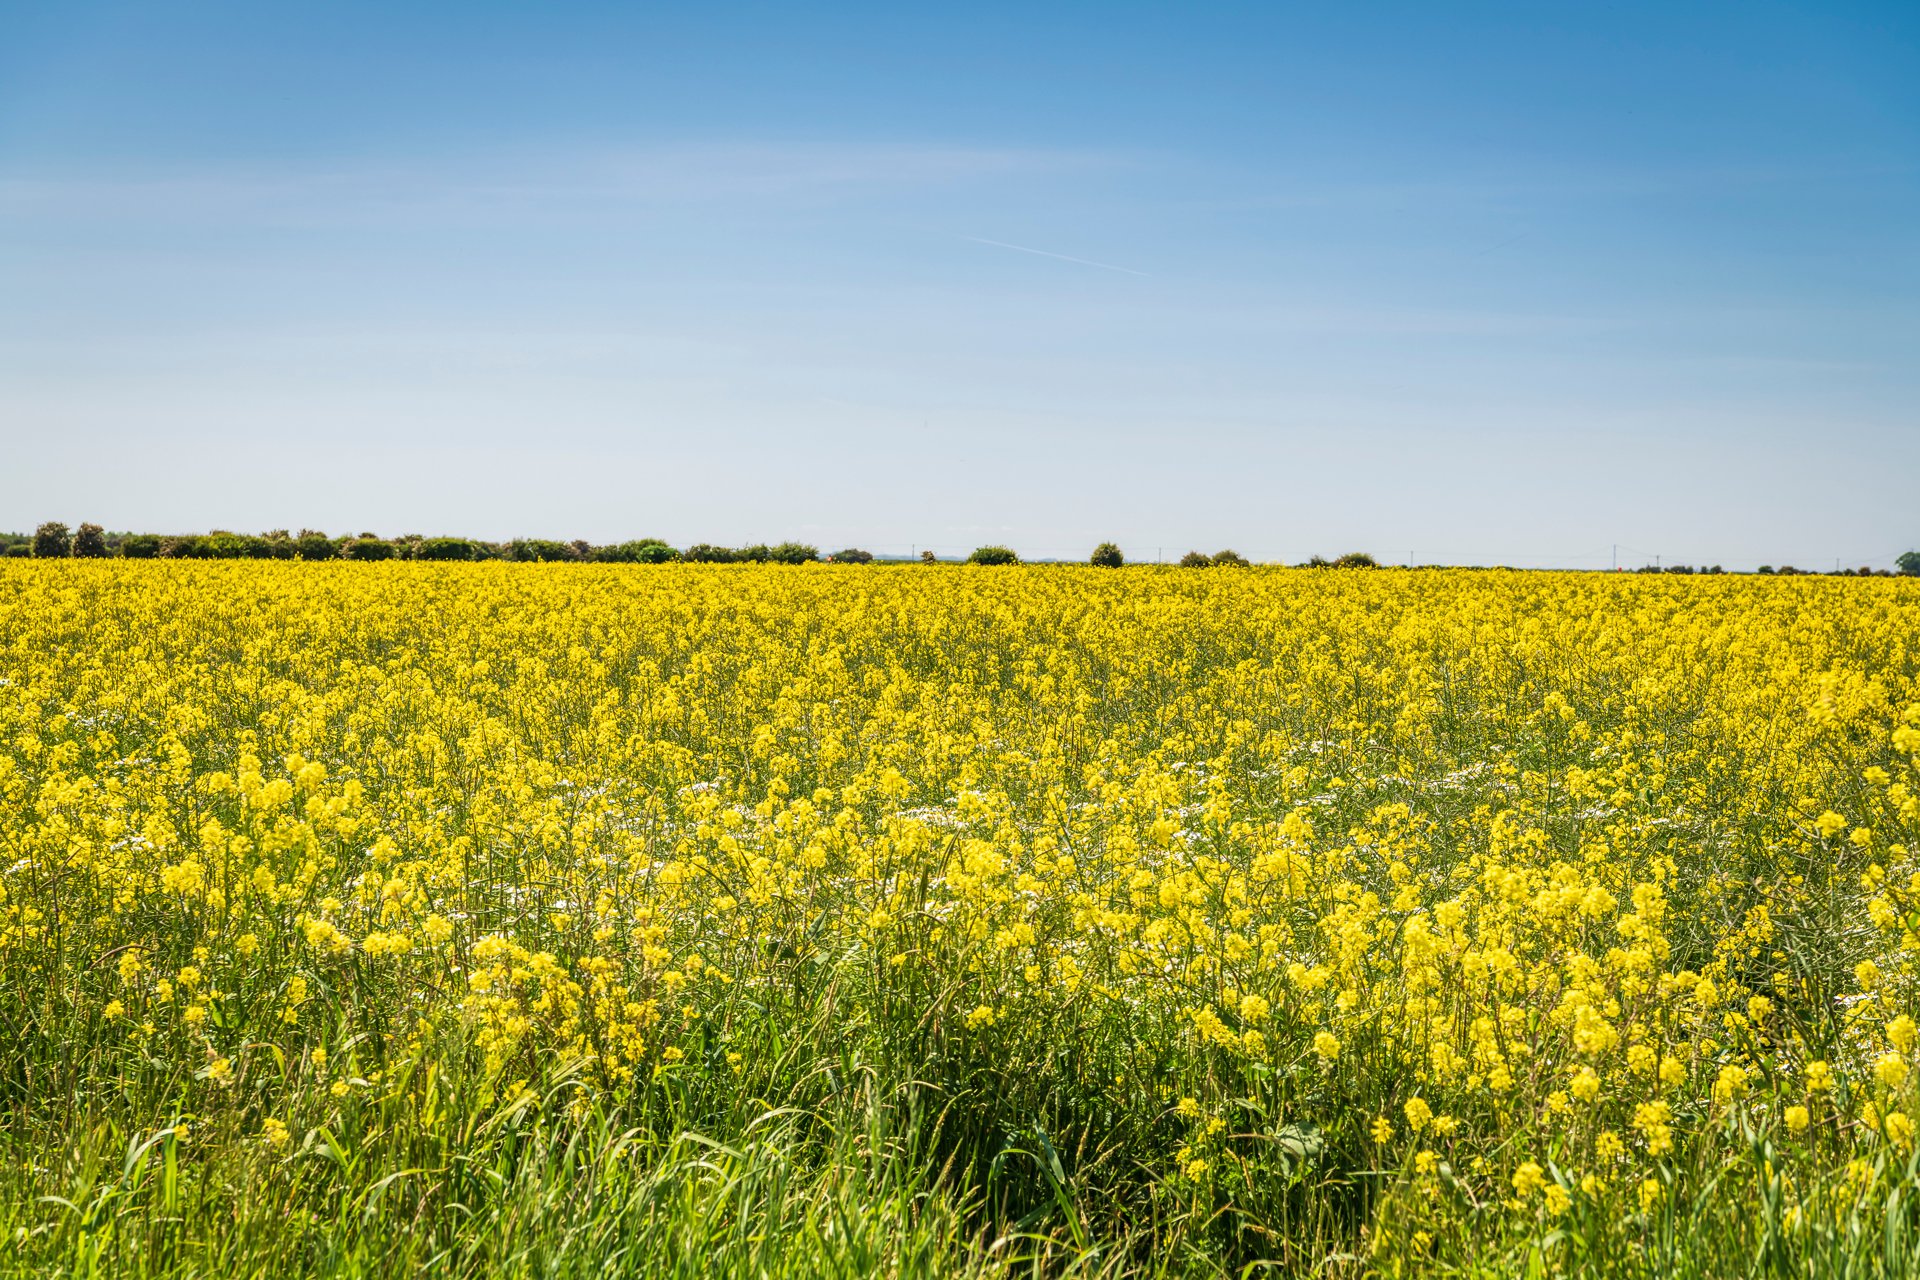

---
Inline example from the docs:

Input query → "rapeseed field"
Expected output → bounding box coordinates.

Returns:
[3,561,1918,1278]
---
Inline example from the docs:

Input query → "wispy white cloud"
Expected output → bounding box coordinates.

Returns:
[1168,159,1917,216]
[958,235,1149,277]
[0,141,1126,222]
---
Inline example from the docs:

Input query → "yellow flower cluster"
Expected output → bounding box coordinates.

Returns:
[2,560,1918,1266]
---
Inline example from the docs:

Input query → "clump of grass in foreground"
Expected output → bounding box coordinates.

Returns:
[2,1054,1217,1279]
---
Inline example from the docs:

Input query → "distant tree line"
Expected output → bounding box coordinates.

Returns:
[3,524,865,565]
[1755,562,1911,578]
[1632,564,1726,575]
[7,524,1918,574]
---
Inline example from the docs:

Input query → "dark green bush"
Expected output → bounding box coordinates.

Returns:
[768,542,819,565]
[682,544,738,563]
[346,538,396,562]
[417,537,480,562]
[635,541,681,564]
[1089,542,1124,568]
[294,530,337,561]
[32,522,71,557]
[509,539,576,563]
[120,534,161,559]
[1334,552,1378,568]
[162,536,210,559]
[1211,549,1249,567]
[71,523,109,558]
[601,540,680,564]
[967,545,1018,566]
[3,544,30,558]
[204,531,264,558]
[829,548,873,564]
[1178,551,1212,568]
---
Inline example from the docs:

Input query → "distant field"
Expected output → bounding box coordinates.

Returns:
[3,562,1918,1278]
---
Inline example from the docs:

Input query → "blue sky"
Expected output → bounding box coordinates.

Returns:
[1,1,1915,566]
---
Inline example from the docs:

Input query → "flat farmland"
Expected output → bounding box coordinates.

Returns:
[3,562,1918,1278]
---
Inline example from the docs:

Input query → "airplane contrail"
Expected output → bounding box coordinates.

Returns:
[960,235,1150,277]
